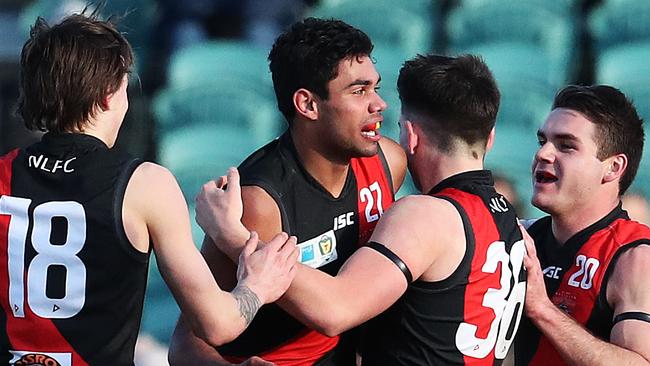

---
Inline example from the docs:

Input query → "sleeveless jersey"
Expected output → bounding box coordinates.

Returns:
[220,132,395,366]
[0,133,148,366]
[515,204,650,366]
[361,171,526,366]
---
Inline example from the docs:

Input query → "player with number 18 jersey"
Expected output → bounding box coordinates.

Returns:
[0,133,146,365]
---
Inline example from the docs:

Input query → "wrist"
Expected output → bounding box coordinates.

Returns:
[212,222,249,251]
[528,297,561,326]
[232,282,263,325]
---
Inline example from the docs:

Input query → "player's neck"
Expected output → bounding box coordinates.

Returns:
[417,150,484,194]
[291,132,350,198]
[80,114,121,148]
[551,196,620,244]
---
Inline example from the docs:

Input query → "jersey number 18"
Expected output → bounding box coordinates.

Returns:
[1,195,87,319]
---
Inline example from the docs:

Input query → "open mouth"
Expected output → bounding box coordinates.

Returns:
[361,121,381,138]
[535,171,558,183]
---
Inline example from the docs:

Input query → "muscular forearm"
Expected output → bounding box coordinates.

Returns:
[531,304,650,365]
[275,264,357,336]
[168,316,234,366]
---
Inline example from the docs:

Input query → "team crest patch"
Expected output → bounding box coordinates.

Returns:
[319,235,333,255]
[298,230,338,269]
[10,351,70,366]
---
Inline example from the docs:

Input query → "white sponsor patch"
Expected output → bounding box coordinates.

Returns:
[298,230,338,268]
[10,350,71,366]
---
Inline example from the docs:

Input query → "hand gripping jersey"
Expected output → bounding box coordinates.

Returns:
[0,134,148,366]
[361,171,526,366]
[220,132,394,366]
[515,204,650,366]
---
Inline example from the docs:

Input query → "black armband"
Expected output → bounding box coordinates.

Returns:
[613,311,650,325]
[366,241,413,284]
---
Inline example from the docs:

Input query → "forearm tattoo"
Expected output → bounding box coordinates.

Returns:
[232,285,262,325]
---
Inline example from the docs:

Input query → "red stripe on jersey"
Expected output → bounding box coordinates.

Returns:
[351,154,393,246]
[439,188,502,365]
[225,329,338,366]
[530,218,650,365]
[0,149,89,365]
[0,149,18,194]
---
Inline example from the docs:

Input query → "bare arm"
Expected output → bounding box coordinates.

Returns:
[167,237,239,365]
[125,163,297,348]
[195,169,457,336]
[522,229,650,365]
[280,195,456,336]
[170,171,284,364]
[379,137,407,193]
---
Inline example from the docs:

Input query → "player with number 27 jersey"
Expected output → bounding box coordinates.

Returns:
[0,134,146,365]
[362,171,526,365]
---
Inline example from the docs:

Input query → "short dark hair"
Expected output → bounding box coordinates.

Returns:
[552,85,644,195]
[268,17,373,123]
[18,11,133,133]
[397,54,500,153]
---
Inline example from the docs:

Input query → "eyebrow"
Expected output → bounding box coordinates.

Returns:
[537,130,579,141]
[346,75,382,89]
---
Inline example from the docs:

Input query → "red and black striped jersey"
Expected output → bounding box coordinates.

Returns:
[0,133,147,366]
[220,132,395,366]
[361,170,526,366]
[515,204,650,365]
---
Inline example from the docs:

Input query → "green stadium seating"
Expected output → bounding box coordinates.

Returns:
[153,84,282,141]
[165,41,272,90]
[154,41,283,143]
[157,123,265,202]
[590,0,650,54]
[447,0,578,85]
[596,44,650,124]
[309,0,435,58]
[19,0,158,73]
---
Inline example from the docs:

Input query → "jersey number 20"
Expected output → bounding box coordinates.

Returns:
[1,195,86,319]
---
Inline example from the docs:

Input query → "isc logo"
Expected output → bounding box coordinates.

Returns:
[333,212,354,230]
[543,266,562,279]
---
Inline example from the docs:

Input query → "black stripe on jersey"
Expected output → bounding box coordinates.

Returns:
[112,158,148,262]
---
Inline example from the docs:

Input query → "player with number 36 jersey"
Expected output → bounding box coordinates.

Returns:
[198,54,527,365]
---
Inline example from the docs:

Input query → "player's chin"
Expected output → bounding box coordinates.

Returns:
[355,142,379,158]
[531,194,554,214]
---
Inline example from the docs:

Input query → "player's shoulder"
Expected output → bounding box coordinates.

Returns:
[378,136,407,187]
[129,162,179,195]
[388,194,459,222]
[239,137,287,181]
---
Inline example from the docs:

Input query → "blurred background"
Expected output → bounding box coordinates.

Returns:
[1,0,649,362]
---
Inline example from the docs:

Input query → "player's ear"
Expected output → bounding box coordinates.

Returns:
[603,153,627,184]
[485,127,496,153]
[293,88,318,121]
[404,120,419,155]
[99,91,112,111]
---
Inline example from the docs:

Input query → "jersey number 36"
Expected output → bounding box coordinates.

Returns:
[455,239,526,360]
